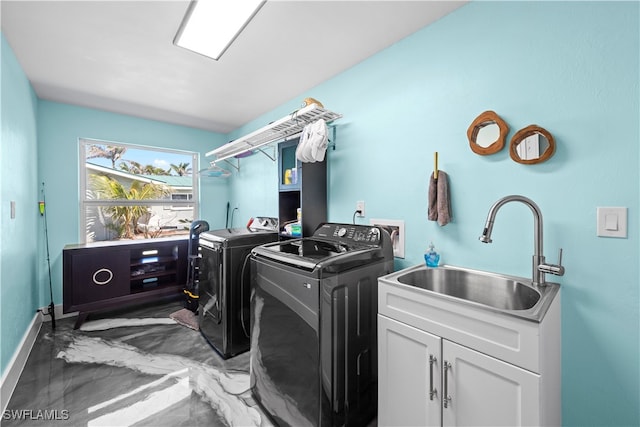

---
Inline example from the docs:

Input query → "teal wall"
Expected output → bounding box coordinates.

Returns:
[228,2,639,426]
[1,1,638,425]
[1,35,39,375]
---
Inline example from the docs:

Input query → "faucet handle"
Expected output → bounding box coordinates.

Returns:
[538,248,565,276]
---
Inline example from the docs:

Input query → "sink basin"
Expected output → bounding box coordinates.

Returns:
[380,264,560,322]
[397,267,540,310]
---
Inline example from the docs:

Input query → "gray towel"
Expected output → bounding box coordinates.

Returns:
[428,172,438,221]
[427,171,452,226]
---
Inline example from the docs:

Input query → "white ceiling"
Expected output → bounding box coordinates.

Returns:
[1,1,466,133]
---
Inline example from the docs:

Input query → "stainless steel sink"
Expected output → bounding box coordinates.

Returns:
[380,264,560,322]
[397,267,540,310]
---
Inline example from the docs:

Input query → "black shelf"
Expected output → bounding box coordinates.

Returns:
[130,255,178,267]
[277,138,327,238]
[130,269,177,281]
[130,281,179,294]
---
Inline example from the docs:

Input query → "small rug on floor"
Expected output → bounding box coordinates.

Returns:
[170,308,199,331]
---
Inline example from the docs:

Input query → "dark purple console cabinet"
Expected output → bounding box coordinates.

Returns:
[63,236,188,328]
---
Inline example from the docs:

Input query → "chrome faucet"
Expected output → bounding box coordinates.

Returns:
[479,195,565,286]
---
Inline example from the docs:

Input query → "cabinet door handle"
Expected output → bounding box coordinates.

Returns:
[92,268,113,285]
[429,355,437,400]
[443,361,452,409]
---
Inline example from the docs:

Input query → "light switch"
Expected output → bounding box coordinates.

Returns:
[604,214,618,231]
[597,207,627,238]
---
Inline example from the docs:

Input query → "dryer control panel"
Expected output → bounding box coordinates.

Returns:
[314,223,383,246]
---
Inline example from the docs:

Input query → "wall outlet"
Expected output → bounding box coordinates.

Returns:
[370,219,405,258]
[356,201,365,217]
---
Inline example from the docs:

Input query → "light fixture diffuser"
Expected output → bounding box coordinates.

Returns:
[174,0,265,61]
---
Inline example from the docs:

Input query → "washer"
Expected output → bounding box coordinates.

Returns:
[249,222,394,427]
[198,217,279,359]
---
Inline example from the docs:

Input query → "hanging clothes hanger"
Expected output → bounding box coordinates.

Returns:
[198,162,231,178]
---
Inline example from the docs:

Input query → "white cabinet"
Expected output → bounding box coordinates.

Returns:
[378,315,540,427]
[441,339,539,427]
[378,315,441,426]
[378,279,561,427]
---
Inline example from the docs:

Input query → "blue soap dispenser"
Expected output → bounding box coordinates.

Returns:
[424,242,440,268]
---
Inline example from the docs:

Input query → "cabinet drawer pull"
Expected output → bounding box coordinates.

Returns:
[92,268,113,285]
[429,355,437,400]
[443,361,452,408]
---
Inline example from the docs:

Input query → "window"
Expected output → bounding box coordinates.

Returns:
[169,193,193,210]
[171,193,193,201]
[80,138,199,243]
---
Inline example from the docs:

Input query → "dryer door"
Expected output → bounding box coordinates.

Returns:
[199,243,223,324]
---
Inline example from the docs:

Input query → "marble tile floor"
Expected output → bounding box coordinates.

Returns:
[4,300,271,427]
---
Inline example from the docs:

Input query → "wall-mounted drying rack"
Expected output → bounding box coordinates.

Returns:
[205,103,342,170]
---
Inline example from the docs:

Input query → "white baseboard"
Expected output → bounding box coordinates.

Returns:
[0,304,75,412]
[0,311,43,413]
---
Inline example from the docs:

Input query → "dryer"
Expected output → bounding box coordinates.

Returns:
[249,222,394,426]
[198,217,278,359]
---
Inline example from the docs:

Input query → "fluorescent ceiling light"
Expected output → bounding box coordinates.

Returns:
[174,0,265,61]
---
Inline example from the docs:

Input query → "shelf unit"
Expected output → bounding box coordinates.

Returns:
[63,237,188,328]
[129,243,181,293]
[277,138,327,238]
[205,104,342,165]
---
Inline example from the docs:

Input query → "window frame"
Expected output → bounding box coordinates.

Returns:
[79,138,199,243]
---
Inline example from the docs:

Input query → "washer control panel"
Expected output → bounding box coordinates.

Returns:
[314,223,382,245]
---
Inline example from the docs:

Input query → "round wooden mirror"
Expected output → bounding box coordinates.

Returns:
[509,125,555,164]
[467,110,509,155]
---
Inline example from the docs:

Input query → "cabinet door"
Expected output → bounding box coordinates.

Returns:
[278,139,301,191]
[69,249,130,305]
[442,340,540,427]
[378,315,442,427]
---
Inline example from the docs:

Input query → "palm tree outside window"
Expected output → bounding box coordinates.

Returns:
[80,138,199,243]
